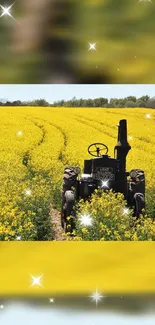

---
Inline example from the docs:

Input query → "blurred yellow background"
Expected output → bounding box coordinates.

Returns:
[0,0,155,83]
[0,242,155,296]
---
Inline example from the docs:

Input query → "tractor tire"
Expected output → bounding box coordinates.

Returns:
[128,169,145,217]
[133,193,145,218]
[61,167,78,232]
[63,190,76,232]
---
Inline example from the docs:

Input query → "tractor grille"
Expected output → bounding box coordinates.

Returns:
[93,167,115,181]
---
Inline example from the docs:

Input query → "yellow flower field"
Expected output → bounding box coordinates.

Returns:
[0,107,155,240]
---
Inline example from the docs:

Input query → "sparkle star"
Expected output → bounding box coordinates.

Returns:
[16,236,21,240]
[101,180,109,188]
[25,189,31,196]
[146,113,151,119]
[123,208,129,215]
[0,305,4,309]
[90,289,104,306]
[49,298,54,303]
[128,136,133,140]
[79,214,92,227]
[88,42,97,51]
[17,131,23,136]
[0,2,18,22]
[30,274,43,288]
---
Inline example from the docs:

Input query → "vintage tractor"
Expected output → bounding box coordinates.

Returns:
[61,119,145,232]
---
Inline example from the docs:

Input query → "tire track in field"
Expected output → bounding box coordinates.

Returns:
[78,115,155,147]
[90,108,154,121]
[24,115,69,165]
[30,117,68,240]
[22,122,47,168]
[70,115,116,140]
[17,112,68,166]
[3,114,55,240]
[50,205,65,241]
[70,114,155,156]
[20,115,68,239]
[71,112,117,132]
[71,110,155,141]
[0,112,48,173]
[16,116,47,170]
[17,114,65,240]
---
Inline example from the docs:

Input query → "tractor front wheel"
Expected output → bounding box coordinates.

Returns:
[61,167,78,233]
[62,190,76,233]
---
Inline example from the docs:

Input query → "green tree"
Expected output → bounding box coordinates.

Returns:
[126,96,137,103]
[125,100,136,108]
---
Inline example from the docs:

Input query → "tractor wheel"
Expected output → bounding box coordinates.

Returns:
[128,169,145,217]
[63,190,76,233]
[133,193,145,218]
[61,167,78,233]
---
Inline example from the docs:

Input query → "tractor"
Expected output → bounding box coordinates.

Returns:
[61,119,145,232]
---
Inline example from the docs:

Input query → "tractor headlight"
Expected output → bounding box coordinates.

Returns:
[81,174,92,180]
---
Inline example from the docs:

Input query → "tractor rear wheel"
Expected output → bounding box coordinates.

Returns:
[61,167,78,233]
[128,169,145,217]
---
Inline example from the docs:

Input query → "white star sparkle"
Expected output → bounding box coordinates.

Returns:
[146,113,151,119]
[30,274,43,288]
[79,214,92,227]
[88,43,97,51]
[101,180,109,188]
[90,289,104,306]
[49,298,54,303]
[123,208,129,215]
[0,2,18,22]
[17,131,23,136]
[25,189,31,196]
[0,305,4,309]
[16,236,21,240]
[128,136,133,140]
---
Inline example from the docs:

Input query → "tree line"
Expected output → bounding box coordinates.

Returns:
[1,95,155,108]
[52,95,155,108]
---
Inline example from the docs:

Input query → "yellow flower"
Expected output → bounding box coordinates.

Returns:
[82,228,88,234]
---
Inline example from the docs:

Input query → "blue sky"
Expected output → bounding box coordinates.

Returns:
[0,85,155,103]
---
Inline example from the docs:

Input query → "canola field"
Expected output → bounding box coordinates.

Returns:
[0,107,155,241]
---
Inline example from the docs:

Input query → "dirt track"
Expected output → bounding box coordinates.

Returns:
[50,206,65,241]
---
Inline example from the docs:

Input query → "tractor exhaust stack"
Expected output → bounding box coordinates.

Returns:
[115,119,131,172]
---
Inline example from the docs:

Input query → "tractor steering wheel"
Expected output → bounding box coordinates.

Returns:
[88,143,108,157]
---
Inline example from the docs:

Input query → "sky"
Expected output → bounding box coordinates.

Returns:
[0,304,155,325]
[0,85,155,103]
